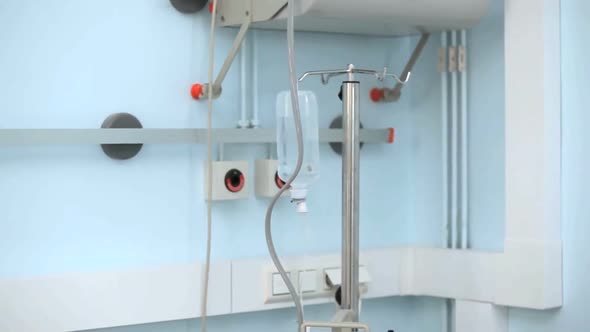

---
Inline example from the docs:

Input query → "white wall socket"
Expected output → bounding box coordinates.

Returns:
[203,160,249,200]
[255,159,287,198]
[263,259,370,304]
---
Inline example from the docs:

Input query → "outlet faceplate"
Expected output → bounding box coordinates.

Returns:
[255,159,287,198]
[263,260,370,304]
[204,161,249,200]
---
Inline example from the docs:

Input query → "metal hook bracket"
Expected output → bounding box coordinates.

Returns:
[299,64,411,85]
[380,33,430,102]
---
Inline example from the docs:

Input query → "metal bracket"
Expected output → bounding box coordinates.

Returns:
[216,0,286,27]
[448,46,458,73]
[100,113,143,160]
[438,42,467,74]
[458,45,467,72]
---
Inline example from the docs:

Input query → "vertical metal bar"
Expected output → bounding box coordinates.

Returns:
[450,31,459,250]
[238,33,249,128]
[440,32,450,249]
[460,29,469,250]
[341,80,360,321]
[251,29,260,128]
[440,31,451,332]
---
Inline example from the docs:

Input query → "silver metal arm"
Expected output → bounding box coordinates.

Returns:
[201,20,251,99]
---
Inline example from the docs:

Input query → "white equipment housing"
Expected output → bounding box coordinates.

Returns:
[216,0,490,36]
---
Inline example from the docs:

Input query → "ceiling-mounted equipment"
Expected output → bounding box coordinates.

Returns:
[215,0,490,36]
[191,0,488,101]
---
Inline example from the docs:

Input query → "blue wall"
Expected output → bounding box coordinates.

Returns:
[0,0,419,278]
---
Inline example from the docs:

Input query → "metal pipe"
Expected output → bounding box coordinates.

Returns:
[251,30,260,128]
[441,31,450,249]
[238,34,249,128]
[441,31,452,332]
[450,31,459,250]
[341,80,360,321]
[460,29,469,250]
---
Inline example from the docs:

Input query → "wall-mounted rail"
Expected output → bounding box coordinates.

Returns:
[0,128,394,146]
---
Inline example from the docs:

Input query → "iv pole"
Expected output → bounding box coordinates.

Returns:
[299,64,408,329]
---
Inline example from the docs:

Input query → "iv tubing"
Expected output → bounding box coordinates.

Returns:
[264,0,305,326]
[202,0,218,331]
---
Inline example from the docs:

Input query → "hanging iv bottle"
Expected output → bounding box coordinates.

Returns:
[276,90,320,213]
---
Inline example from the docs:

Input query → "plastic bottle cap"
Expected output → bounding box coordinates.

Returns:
[295,200,308,213]
[290,188,308,200]
[191,84,203,100]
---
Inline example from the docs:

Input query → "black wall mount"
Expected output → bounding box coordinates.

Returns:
[329,115,365,155]
[101,113,143,160]
[170,0,208,13]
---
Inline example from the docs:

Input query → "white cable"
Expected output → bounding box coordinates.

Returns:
[264,0,306,327]
[202,1,218,331]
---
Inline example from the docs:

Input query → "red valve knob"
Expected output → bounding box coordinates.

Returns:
[370,88,384,103]
[209,2,215,13]
[191,83,204,100]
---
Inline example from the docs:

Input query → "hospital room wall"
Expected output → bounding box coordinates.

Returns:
[0,0,418,278]
[388,0,506,251]
[0,0,444,331]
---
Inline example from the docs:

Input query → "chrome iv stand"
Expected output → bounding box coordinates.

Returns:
[298,64,409,331]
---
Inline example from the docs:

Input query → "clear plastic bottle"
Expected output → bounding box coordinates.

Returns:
[276,90,320,213]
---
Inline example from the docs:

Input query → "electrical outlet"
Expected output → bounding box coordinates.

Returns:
[255,159,287,198]
[203,160,249,200]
